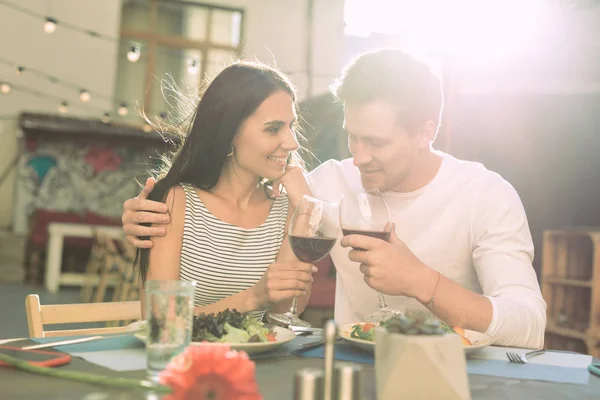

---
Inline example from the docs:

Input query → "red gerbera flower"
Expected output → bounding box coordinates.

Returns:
[159,345,262,400]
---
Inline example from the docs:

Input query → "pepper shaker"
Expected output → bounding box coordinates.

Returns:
[333,364,363,400]
[323,319,337,400]
[294,368,325,400]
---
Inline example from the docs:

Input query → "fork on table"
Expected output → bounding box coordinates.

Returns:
[506,349,546,364]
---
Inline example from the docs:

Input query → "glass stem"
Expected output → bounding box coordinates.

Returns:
[289,297,299,315]
[377,292,387,309]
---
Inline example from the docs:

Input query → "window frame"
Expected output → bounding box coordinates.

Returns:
[119,0,245,113]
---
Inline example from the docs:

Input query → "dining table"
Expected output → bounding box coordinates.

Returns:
[1,336,599,400]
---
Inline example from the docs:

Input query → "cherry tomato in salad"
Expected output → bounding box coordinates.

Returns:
[265,333,277,342]
[362,323,375,332]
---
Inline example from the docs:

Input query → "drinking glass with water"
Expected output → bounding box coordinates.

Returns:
[145,280,196,382]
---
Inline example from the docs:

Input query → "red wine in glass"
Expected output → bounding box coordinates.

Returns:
[341,229,390,251]
[268,196,340,328]
[341,229,390,240]
[289,235,337,263]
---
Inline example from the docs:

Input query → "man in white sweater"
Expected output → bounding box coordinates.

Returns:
[122,49,546,349]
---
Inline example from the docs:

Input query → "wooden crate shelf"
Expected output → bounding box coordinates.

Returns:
[546,320,587,340]
[541,227,600,357]
[544,277,593,288]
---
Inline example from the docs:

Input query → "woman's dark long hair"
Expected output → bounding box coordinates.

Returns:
[137,60,303,282]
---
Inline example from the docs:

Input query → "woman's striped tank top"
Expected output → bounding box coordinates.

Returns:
[179,184,288,320]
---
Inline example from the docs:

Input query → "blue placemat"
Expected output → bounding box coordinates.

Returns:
[32,334,144,353]
[249,335,325,360]
[71,349,146,372]
[290,341,592,385]
[288,341,374,364]
[31,334,147,371]
[467,359,590,385]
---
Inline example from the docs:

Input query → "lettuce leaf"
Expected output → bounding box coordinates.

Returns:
[218,322,251,343]
[246,324,270,342]
[351,324,375,341]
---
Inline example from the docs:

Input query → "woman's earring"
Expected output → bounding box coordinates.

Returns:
[226,145,234,157]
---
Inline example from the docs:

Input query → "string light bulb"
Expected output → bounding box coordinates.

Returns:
[101,112,111,124]
[16,66,25,76]
[117,103,129,116]
[0,82,11,95]
[79,89,91,103]
[44,18,57,34]
[187,58,200,74]
[127,45,141,63]
[58,101,68,114]
[143,124,153,133]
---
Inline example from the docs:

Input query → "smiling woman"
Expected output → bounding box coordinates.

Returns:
[134,60,317,322]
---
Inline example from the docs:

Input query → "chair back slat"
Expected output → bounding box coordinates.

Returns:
[25,294,141,338]
[43,327,133,338]
[25,295,44,338]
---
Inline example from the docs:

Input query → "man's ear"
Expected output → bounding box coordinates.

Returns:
[416,120,436,149]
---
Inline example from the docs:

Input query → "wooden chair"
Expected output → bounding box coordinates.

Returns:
[81,231,140,304]
[107,240,140,327]
[93,233,125,303]
[111,237,140,303]
[79,235,107,303]
[78,231,141,328]
[25,294,141,338]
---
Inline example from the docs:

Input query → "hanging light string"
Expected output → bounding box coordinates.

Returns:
[0,0,227,114]
[0,78,165,121]
[0,1,334,79]
[1,1,118,43]
[2,81,106,114]
[0,52,233,118]
[0,0,220,70]
[0,64,181,119]
[0,57,133,117]
[0,57,127,106]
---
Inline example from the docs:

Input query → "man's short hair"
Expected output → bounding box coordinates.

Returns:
[331,49,443,132]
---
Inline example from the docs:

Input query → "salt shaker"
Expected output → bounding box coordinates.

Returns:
[333,364,363,400]
[323,319,337,400]
[294,368,324,400]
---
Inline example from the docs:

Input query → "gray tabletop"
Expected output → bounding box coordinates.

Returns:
[2,340,599,399]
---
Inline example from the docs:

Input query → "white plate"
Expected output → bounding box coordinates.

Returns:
[338,323,492,355]
[135,326,296,355]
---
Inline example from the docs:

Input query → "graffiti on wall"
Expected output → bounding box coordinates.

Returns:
[14,138,159,232]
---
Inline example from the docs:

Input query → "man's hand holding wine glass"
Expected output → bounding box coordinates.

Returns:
[340,226,439,303]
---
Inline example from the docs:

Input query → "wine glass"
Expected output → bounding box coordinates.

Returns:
[268,195,340,328]
[340,189,402,323]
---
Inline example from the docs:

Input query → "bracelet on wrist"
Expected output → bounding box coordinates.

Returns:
[425,271,441,310]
